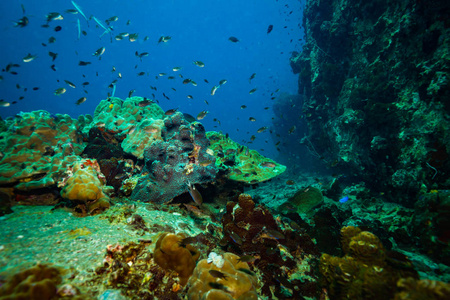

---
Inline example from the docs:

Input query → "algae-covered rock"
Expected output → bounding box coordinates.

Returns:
[89,96,165,136]
[0,111,88,191]
[279,186,323,215]
[206,131,286,183]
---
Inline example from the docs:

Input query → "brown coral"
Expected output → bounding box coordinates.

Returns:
[154,233,200,285]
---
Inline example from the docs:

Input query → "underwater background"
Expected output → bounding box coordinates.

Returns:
[0,0,449,299]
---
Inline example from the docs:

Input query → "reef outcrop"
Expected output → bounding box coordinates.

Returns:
[289,0,450,205]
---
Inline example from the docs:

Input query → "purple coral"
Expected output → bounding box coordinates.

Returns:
[131,112,216,204]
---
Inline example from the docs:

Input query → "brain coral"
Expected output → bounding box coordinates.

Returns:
[206,131,286,183]
[187,252,259,300]
[0,110,90,191]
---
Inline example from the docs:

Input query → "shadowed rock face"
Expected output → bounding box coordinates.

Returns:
[131,112,216,204]
[290,0,450,205]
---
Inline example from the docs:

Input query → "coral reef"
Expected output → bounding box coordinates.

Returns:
[187,252,259,300]
[131,112,216,204]
[221,194,319,298]
[289,0,450,205]
[0,111,90,191]
[94,241,183,299]
[394,277,450,300]
[60,158,110,215]
[0,264,62,300]
[153,232,200,286]
[320,226,419,299]
[206,131,286,184]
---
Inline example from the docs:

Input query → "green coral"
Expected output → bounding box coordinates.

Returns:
[206,131,286,183]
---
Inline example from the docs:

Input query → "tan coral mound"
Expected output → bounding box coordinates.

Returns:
[187,252,259,300]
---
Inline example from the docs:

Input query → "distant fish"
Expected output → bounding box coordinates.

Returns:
[54,88,66,95]
[75,97,86,105]
[249,117,256,122]
[219,79,227,85]
[288,125,296,134]
[65,9,78,14]
[46,12,63,22]
[249,73,256,83]
[165,108,178,115]
[128,33,138,42]
[14,16,29,27]
[209,270,227,280]
[158,36,171,43]
[23,53,37,63]
[48,36,56,43]
[92,47,105,57]
[261,162,276,168]
[64,80,76,88]
[267,24,273,34]
[249,88,257,94]
[0,100,11,107]
[78,61,91,66]
[228,36,239,42]
[197,110,209,120]
[71,1,88,23]
[172,67,182,71]
[339,196,349,203]
[188,181,203,206]
[193,61,205,67]
[211,85,220,96]
[54,25,62,32]
[257,126,268,133]
[105,16,118,25]
[240,105,247,109]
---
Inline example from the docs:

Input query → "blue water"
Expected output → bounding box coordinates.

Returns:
[0,0,304,158]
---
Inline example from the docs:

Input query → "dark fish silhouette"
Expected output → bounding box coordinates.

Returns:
[267,24,273,34]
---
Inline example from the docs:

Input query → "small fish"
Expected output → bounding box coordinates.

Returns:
[219,79,227,85]
[209,270,227,280]
[211,85,220,96]
[228,36,239,42]
[23,54,37,63]
[288,125,296,134]
[229,231,242,245]
[54,88,66,95]
[249,73,256,83]
[46,12,63,22]
[128,33,139,42]
[14,16,29,27]
[178,237,197,248]
[93,47,105,57]
[33,87,39,91]
[193,61,205,67]
[257,126,268,133]
[209,282,229,292]
[267,24,273,34]
[240,105,247,109]
[339,196,349,203]
[158,36,171,43]
[249,88,257,94]
[82,81,89,86]
[165,108,178,115]
[188,181,203,205]
[264,229,285,240]
[64,80,76,88]
[261,162,276,168]
[75,97,86,105]
[187,95,194,99]
[137,72,146,76]
[78,61,91,66]
[237,255,257,263]
[167,76,175,80]
[249,117,256,122]
[71,1,88,23]
[197,110,209,120]
[250,135,256,142]
[48,36,56,43]
[286,180,295,185]
[172,67,182,71]
[138,99,153,107]
[105,16,118,25]
[65,9,78,14]
[48,51,58,61]
[0,101,11,107]
[50,64,56,71]
[237,268,255,276]
[128,89,135,98]
[54,26,62,32]
[182,78,191,84]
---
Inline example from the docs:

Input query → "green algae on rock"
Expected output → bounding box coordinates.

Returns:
[206,131,286,183]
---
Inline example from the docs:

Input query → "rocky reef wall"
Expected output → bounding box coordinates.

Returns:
[291,0,450,204]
